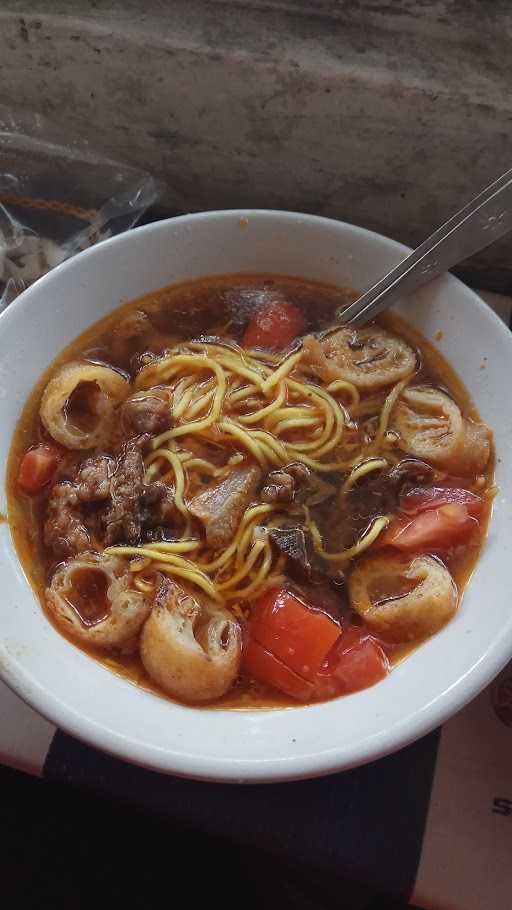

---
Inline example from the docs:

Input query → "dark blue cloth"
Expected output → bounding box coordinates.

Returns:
[45,727,440,902]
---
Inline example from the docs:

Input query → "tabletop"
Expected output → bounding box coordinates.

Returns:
[1,289,511,910]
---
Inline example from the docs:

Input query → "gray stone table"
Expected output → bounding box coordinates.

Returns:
[1,1,512,289]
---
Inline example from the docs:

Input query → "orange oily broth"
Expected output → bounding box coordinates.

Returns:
[6,276,494,709]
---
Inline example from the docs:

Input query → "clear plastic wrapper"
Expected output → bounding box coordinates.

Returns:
[0,107,164,311]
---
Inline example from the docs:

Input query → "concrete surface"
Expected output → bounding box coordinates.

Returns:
[0,1,511,288]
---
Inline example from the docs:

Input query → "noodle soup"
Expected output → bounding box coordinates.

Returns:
[7,276,494,708]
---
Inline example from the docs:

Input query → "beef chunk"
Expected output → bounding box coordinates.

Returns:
[188,463,262,549]
[44,482,90,557]
[120,394,171,437]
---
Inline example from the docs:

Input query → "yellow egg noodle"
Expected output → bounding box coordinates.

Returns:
[108,339,412,604]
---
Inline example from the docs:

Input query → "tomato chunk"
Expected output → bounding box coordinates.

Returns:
[244,616,387,701]
[17,445,61,495]
[242,301,305,351]
[242,638,315,701]
[250,588,341,679]
[401,486,484,520]
[244,589,388,702]
[380,504,479,553]
[329,628,388,694]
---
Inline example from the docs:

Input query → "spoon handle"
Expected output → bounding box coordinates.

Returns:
[337,167,512,327]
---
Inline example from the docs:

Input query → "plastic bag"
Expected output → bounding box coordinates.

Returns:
[0,107,164,311]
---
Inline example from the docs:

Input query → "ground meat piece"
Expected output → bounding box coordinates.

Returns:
[103,443,146,545]
[261,462,311,504]
[44,482,90,557]
[188,463,262,549]
[103,443,169,545]
[45,443,174,552]
[76,455,113,502]
[120,393,171,437]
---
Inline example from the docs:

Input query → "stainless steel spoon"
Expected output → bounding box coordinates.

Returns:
[334,167,512,328]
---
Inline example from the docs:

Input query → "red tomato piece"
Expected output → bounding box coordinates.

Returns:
[251,588,341,679]
[242,301,305,351]
[329,627,388,694]
[242,638,315,701]
[245,591,388,701]
[401,486,484,520]
[17,445,61,495]
[380,504,479,553]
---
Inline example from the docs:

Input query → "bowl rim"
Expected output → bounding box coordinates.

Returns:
[1,208,511,784]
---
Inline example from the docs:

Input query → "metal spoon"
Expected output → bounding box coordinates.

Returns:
[333,167,512,328]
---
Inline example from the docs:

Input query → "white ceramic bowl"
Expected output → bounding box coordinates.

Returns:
[1,211,511,783]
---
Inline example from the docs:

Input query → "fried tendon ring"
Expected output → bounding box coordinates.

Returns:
[392,385,491,474]
[348,552,458,643]
[40,361,128,449]
[140,579,241,702]
[46,553,151,650]
[303,327,417,390]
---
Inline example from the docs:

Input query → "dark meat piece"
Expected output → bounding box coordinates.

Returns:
[269,526,313,582]
[140,484,169,529]
[153,483,176,524]
[143,526,172,543]
[188,463,262,549]
[103,442,166,545]
[344,475,396,527]
[324,457,435,551]
[121,394,171,437]
[139,484,177,542]
[261,462,310,504]
[76,455,113,502]
[44,482,90,557]
[388,458,434,489]
[104,442,145,544]
[293,581,348,623]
